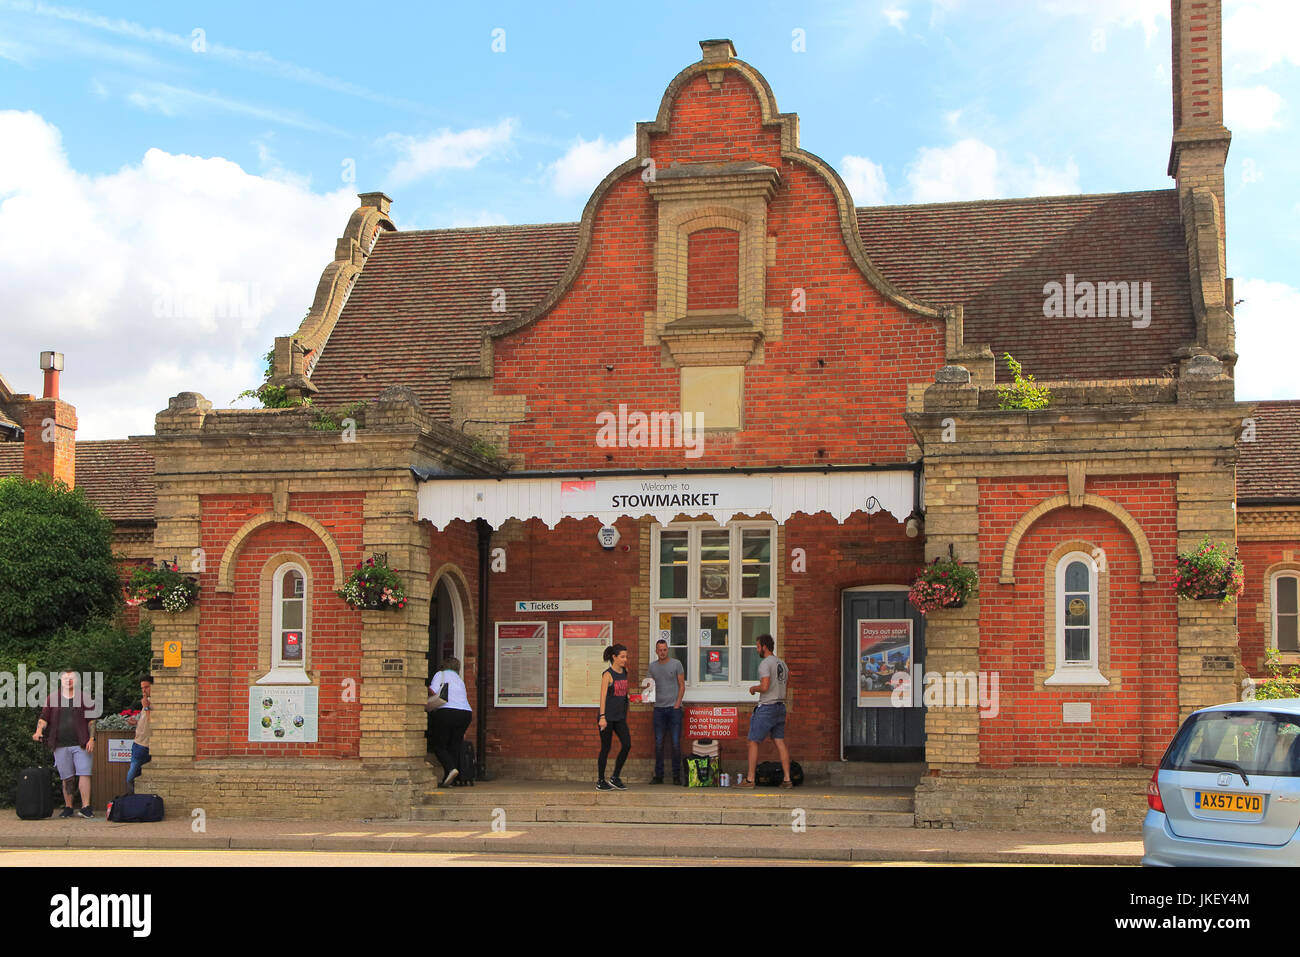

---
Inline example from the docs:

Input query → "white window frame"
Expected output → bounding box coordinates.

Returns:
[1272,571,1300,654]
[1045,551,1108,686]
[651,520,777,702]
[257,562,312,685]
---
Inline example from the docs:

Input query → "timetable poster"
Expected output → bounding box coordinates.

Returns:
[559,621,613,707]
[495,622,548,707]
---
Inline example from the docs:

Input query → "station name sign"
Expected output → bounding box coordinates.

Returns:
[560,477,773,515]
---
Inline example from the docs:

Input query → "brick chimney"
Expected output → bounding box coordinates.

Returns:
[22,351,77,486]
[1168,0,1234,362]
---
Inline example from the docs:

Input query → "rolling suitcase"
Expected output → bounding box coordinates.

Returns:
[16,767,54,820]
[457,740,476,786]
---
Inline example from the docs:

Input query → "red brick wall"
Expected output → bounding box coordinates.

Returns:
[196,494,364,758]
[977,477,1180,768]
[1237,538,1300,675]
[475,513,922,769]
[686,227,739,310]
[488,71,945,470]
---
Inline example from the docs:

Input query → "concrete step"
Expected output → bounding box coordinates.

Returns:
[419,786,912,812]
[410,804,915,827]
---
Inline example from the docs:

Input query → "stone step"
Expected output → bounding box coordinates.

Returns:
[419,787,913,812]
[409,804,915,827]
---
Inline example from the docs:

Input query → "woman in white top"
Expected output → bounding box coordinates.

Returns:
[429,657,473,786]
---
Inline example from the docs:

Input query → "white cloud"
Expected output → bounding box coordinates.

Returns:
[548,134,635,199]
[381,119,515,185]
[1225,0,1300,74]
[905,138,1079,202]
[126,82,343,134]
[1234,279,1300,400]
[840,155,890,205]
[0,110,357,440]
[1225,85,1286,131]
[883,5,908,30]
[1040,0,1167,46]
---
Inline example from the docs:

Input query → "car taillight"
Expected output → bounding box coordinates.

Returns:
[1147,769,1165,813]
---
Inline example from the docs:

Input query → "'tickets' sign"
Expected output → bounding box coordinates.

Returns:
[687,707,739,739]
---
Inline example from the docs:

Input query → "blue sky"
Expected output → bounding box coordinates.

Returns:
[0,0,1296,438]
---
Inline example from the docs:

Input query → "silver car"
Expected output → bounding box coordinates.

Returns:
[1143,698,1300,865]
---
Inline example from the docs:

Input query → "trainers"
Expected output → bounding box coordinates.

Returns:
[736,779,756,789]
[79,806,94,819]
[59,806,74,818]
[610,777,627,790]
[442,769,459,787]
[650,776,663,785]
[596,779,614,791]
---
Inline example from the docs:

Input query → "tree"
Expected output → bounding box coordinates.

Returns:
[0,476,121,653]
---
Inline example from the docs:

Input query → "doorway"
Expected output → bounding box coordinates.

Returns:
[841,587,926,761]
[426,575,464,750]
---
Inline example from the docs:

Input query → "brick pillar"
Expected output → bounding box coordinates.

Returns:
[920,462,982,771]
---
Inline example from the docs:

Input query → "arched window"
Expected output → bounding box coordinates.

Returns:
[1045,550,1108,686]
[258,561,311,685]
[1274,572,1300,653]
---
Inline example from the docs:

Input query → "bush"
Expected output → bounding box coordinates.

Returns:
[0,619,151,808]
[0,476,121,653]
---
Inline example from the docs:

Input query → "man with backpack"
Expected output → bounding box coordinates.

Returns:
[737,634,792,789]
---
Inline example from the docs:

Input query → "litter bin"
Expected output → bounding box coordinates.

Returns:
[91,728,135,808]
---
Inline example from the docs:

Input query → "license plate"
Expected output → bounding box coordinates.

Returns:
[1194,791,1262,813]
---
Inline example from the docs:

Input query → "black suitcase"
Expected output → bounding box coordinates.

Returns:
[457,741,476,786]
[16,767,54,820]
[106,793,164,822]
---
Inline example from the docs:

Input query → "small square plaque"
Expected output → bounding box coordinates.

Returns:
[1063,702,1092,724]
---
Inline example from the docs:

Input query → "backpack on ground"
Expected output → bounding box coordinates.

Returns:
[16,768,54,820]
[754,761,803,787]
[106,793,165,822]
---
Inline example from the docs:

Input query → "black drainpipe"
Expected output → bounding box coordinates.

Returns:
[475,518,492,781]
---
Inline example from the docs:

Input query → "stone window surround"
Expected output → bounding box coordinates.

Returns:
[1259,562,1300,663]
[1036,541,1118,690]
[255,552,315,686]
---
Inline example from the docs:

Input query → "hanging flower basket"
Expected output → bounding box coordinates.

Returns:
[336,556,407,611]
[908,557,979,615]
[124,561,199,613]
[1173,537,1244,605]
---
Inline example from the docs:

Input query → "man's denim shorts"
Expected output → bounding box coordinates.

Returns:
[748,702,786,741]
[53,746,92,780]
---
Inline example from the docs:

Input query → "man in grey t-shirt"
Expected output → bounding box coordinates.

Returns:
[647,639,685,784]
[739,634,792,788]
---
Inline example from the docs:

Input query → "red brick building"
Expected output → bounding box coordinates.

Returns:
[11,0,1296,827]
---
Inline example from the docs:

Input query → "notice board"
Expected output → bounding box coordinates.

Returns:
[495,622,548,707]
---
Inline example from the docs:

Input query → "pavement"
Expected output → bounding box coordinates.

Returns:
[0,806,1144,865]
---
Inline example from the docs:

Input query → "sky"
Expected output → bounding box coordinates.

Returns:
[0,0,1296,440]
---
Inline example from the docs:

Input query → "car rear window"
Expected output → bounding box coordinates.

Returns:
[1164,710,1300,777]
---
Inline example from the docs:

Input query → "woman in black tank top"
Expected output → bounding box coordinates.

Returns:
[596,644,631,791]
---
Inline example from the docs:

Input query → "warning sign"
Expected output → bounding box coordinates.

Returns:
[687,707,739,739]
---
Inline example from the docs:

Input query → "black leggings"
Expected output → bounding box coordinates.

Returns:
[598,720,631,780]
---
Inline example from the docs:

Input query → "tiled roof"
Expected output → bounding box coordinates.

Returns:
[309,225,580,417]
[856,190,1193,382]
[0,440,156,523]
[1238,401,1300,502]
[308,189,1195,414]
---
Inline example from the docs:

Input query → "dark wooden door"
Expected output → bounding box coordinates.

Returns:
[841,590,925,761]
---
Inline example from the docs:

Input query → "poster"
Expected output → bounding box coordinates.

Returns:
[108,739,133,763]
[247,685,320,741]
[857,619,913,708]
[495,622,548,707]
[559,621,613,707]
[687,707,739,738]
